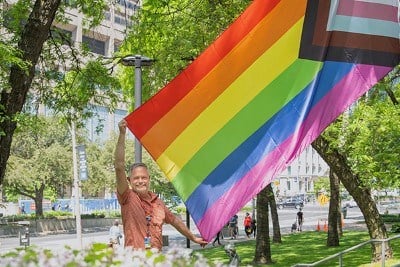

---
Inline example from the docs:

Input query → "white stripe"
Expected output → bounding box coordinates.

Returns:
[331,15,399,39]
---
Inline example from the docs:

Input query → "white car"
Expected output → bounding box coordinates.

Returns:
[343,200,357,208]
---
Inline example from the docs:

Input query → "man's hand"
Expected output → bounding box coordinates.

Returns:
[118,119,127,134]
[193,237,208,248]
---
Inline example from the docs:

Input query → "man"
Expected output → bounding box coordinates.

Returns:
[114,120,208,251]
[228,215,238,239]
[297,208,304,232]
[109,219,123,246]
[243,212,252,238]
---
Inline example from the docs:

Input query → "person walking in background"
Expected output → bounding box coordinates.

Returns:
[20,203,26,214]
[251,218,257,238]
[228,215,238,239]
[297,208,304,232]
[243,212,252,238]
[114,120,207,251]
[109,219,123,247]
[212,230,222,246]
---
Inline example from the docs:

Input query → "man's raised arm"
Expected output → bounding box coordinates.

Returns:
[114,120,129,195]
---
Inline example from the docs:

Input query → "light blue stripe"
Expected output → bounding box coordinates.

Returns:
[328,15,399,39]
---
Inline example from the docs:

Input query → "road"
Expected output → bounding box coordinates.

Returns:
[0,203,365,254]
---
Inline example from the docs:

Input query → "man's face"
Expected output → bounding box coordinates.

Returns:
[129,166,150,195]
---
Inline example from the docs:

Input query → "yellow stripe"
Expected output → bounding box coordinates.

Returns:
[157,18,305,181]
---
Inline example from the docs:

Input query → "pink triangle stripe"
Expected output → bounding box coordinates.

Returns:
[337,0,398,22]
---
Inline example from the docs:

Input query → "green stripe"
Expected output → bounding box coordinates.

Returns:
[172,59,322,201]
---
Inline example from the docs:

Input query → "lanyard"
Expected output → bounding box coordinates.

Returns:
[139,194,153,238]
[145,215,152,238]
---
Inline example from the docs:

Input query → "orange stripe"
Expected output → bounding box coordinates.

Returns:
[126,0,281,139]
[142,0,307,160]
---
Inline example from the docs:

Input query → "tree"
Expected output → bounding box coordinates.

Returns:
[253,186,273,264]
[0,0,109,185]
[4,116,72,215]
[313,68,399,260]
[266,184,282,243]
[313,135,391,260]
[327,169,340,246]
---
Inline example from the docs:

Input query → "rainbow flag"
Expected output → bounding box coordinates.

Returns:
[125,0,400,240]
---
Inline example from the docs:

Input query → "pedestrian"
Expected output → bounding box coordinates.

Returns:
[243,212,252,238]
[251,218,257,238]
[114,120,208,251]
[228,215,238,239]
[21,203,26,214]
[109,219,123,247]
[212,230,222,246]
[297,208,304,231]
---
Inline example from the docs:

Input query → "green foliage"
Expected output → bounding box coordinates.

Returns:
[313,177,330,195]
[43,60,121,124]
[81,212,105,219]
[381,214,400,223]
[3,116,72,212]
[64,0,108,28]
[322,68,400,190]
[391,223,400,233]
[200,231,400,266]
[0,244,219,266]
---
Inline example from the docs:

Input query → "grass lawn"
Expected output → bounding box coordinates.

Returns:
[197,231,400,266]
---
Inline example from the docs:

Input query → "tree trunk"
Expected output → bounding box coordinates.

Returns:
[34,183,46,216]
[266,183,281,243]
[0,0,61,184]
[327,169,340,246]
[253,186,273,264]
[312,135,392,261]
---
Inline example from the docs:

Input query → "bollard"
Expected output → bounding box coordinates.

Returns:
[224,242,240,267]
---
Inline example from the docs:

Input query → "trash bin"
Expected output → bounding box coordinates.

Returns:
[18,221,30,247]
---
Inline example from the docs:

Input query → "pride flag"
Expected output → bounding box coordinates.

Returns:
[125,0,400,240]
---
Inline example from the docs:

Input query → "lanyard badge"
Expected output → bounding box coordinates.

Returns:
[144,215,152,249]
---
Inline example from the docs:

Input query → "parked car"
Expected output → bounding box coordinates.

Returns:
[343,199,357,208]
[277,197,304,209]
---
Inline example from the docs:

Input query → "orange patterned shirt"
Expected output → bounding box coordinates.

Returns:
[117,189,175,250]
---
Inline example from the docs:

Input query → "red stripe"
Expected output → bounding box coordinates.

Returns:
[125,0,281,139]
[336,0,397,22]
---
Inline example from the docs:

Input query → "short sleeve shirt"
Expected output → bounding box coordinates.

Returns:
[117,189,175,250]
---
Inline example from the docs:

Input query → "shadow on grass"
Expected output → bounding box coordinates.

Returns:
[198,231,400,266]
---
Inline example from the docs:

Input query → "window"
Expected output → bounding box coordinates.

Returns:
[86,106,109,142]
[82,36,106,55]
[51,27,72,46]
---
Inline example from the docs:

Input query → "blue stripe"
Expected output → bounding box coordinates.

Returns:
[186,61,355,222]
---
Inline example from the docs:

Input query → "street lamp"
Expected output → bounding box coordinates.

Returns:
[120,55,154,163]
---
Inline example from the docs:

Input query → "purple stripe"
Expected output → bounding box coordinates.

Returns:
[197,64,391,241]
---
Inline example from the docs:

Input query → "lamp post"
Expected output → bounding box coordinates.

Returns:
[71,119,82,249]
[120,55,154,163]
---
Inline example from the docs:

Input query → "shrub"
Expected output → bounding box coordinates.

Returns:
[0,244,225,267]
[381,214,400,223]
[391,223,400,233]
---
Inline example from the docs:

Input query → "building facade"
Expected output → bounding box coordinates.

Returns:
[272,146,329,200]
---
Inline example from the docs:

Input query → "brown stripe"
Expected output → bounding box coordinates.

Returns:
[299,0,400,67]
[313,0,399,53]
